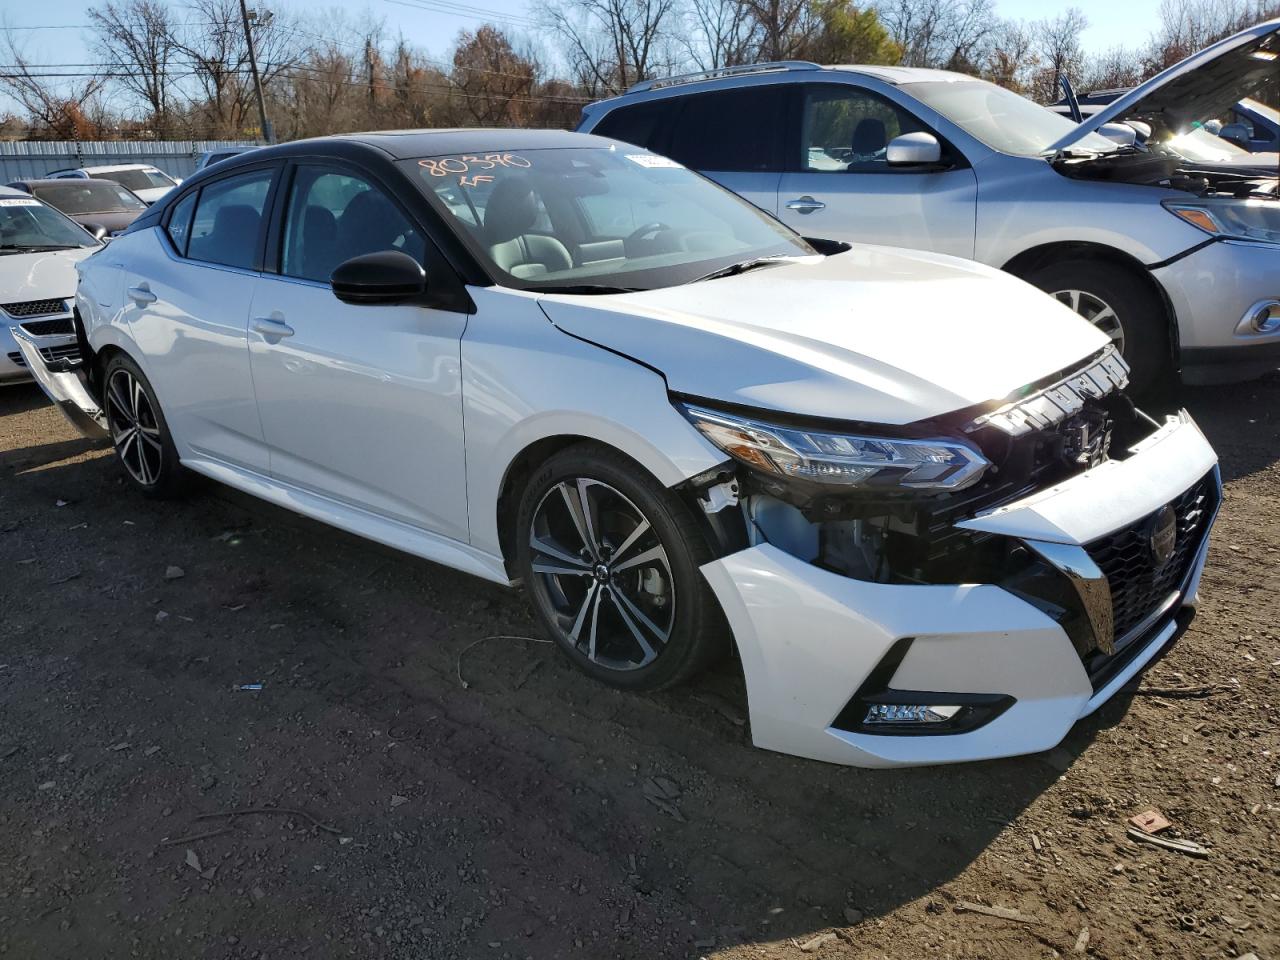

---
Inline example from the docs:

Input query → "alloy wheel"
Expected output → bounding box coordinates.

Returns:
[528,478,676,671]
[1052,288,1125,352]
[105,367,164,486]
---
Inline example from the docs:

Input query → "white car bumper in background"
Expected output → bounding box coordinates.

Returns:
[702,413,1219,767]
[2,311,80,386]
[1155,238,1280,384]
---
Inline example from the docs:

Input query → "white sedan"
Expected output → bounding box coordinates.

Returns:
[19,129,1220,767]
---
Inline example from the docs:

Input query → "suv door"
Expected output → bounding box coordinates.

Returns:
[247,161,470,541]
[123,164,279,472]
[776,83,977,258]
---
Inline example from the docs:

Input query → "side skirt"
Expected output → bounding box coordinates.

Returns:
[182,454,514,587]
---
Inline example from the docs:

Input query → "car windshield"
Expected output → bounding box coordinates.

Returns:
[906,80,1121,157]
[0,197,96,250]
[98,168,174,191]
[32,180,145,214]
[407,147,812,291]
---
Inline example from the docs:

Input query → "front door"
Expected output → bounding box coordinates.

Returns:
[247,162,470,541]
[776,84,977,258]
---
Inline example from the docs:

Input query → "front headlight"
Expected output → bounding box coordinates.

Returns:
[1163,198,1280,244]
[679,403,990,491]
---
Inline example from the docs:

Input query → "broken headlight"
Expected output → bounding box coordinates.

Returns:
[678,403,990,491]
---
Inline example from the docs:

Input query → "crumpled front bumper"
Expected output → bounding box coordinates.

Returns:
[700,412,1219,768]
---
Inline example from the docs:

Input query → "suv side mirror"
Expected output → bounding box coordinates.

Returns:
[1097,123,1137,146]
[885,132,942,166]
[331,250,427,305]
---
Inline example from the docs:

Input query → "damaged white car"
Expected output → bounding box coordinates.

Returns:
[20,130,1220,767]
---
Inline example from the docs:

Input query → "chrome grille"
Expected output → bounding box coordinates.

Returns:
[2,298,68,318]
[1084,471,1218,643]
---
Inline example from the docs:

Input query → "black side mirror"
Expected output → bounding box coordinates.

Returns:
[331,250,427,305]
[82,222,109,242]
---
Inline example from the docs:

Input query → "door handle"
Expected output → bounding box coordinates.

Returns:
[785,196,826,214]
[252,317,295,343]
[126,284,157,305]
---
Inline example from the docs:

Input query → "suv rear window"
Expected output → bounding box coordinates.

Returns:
[666,87,785,173]
[592,100,679,151]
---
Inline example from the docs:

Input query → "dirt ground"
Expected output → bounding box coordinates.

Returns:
[0,375,1277,960]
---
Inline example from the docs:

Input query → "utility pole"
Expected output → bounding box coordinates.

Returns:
[239,0,274,143]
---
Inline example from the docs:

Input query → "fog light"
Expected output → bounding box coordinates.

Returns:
[1239,300,1280,335]
[863,703,962,725]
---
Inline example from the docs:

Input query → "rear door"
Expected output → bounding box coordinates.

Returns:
[121,164,279,473]
[775,83,977,257]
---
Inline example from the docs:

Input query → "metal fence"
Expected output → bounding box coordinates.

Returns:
[0,140,260,182]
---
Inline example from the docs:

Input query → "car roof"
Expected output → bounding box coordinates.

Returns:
[10,177,125,187]
[590,61,976,110]
[73,163,160,173]
[309,127,618,160]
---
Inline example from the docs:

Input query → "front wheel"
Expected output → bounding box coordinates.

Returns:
[515,443,728,691]
[102,354,186,498]
[1023,259,1169,394]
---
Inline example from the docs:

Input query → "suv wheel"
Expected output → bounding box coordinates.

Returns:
[1024,259,1168,394]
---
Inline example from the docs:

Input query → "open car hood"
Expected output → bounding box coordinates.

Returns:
[538,246,1109,426]
[1048,18,1280,153]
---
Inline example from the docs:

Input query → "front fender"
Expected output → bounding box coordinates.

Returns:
[461,287,725,559]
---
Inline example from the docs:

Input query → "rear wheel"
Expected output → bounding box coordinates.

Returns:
[515,444,728,691]
[1023,259,1169,394]
[102,354,185,498]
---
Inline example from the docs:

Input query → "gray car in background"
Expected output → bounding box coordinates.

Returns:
[578,19,1280,391]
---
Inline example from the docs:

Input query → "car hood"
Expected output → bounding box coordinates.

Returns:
[0,247,96,302]
[1048,18,1280,152]
[538,246,1109,425]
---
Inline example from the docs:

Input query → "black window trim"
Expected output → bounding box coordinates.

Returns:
[160,159,283,270]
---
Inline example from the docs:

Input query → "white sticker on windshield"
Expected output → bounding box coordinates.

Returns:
[0,198,40,207]
[625,154,682,169]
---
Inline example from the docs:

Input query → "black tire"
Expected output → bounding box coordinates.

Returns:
[515,442,729,691]
[102,353,186,499]
[1023,259,1170,394]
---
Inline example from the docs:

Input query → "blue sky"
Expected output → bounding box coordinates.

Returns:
[2,0,1160,111]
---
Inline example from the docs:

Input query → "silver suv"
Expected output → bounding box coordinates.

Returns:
[577,19,1280,391]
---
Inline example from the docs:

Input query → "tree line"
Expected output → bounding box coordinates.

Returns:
[1,0,1276,141]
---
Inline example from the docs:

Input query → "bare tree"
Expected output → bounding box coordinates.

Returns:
[982,18,1037,92]
[451,26,538,126]
[88,0,178,136]
[1030,7,1088,102]
[0,27,109,138]
[680,0,760,69]
[544,0,679,95]
[876,0,995,68]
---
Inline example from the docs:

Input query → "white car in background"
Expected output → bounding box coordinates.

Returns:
[0,187,102,387]
[19,130,1219,767]
[46,163,181,205]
